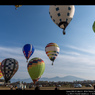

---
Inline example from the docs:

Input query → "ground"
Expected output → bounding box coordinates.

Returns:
[0,86,94,90]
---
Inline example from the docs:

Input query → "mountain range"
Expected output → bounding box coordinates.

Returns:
[10,75,86,83]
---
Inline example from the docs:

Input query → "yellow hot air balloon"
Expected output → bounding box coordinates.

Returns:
[0,62,3,79]
[15,5,22,10]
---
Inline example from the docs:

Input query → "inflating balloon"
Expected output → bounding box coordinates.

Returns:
[49,5,75,35]
[0,62,3,79]
[15,5,22,10]
[45,43,60,65]
[27,57,45,84]
[1,58,19,83]
[22,44,35,62]
[92,21,95,33]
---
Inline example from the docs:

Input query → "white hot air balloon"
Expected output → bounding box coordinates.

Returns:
[49,5,75,35]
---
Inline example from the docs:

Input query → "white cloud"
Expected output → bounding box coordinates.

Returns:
[1,45,95,80]
[66,45,95,55]
[0,46,22,55]
[61,50,80,56]
[54,44,95,80]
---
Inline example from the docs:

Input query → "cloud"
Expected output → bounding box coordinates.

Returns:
[0,46,22,55]
[53,53,95,80]
[0,45,95,80]
[61,50,80,56]
[66,45,95,55]
[51,44,95,79]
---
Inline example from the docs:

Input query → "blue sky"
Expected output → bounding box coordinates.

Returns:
[1,5,95,81]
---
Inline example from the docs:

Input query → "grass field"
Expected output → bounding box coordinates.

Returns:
[26,87,94,90]
[0,86,94,90]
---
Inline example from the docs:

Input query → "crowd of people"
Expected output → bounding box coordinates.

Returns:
[9,84,95,90]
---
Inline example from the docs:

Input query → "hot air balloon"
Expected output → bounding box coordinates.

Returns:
[49,5,75,35]
[15,5,22,10]
[92,21,95,33]
[45,43,60,65]
[1,58,19,83]
[0,62,3,79]
[22,44,35,62]
[27,57,45,84]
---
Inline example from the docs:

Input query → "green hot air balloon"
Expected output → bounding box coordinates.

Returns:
[27,57,45,84]
[92,21,95,33]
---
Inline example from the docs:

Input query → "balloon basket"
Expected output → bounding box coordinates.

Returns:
[15,8,17,10]
[26,60,28,63]
[52,62,53,65]
[63,30,66,35]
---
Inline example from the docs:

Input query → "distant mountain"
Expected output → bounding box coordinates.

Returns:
[10,75,86,83]
[39,75,85,82]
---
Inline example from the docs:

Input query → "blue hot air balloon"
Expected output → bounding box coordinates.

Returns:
[22,44,35,62]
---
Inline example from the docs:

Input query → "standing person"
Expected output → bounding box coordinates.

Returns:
[55,85,59,90]
[35,85,40,90]
[94,85,95,90]
[10,85,13,90]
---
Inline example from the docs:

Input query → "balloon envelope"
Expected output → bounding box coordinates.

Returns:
[22,44,35,61]
[15,5,22,9]
[0,62,3,79]
[49,5,75,34]
[27,57,45,84]
[92,21,95,33]
[45,43,60,65]
[1,58,19,83]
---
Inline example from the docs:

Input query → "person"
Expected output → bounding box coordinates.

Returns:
[10,85,13,90]
[94,85,95,90]
[55,85,59,90]
[35,86,40,90]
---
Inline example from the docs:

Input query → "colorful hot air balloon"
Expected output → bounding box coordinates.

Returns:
[49,5,75,35]
[92,21,95,33]
[22,44,35,62]
[45,43,60,65]
[15,5,22,10]
[0,62,3,79]
[27,57,45,84]
[1,58,19,83]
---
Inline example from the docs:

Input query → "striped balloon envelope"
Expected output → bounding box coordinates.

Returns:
[45,43,60,65]
[27,57,45,84]
[22,44,35,62]
[0,62,3,79]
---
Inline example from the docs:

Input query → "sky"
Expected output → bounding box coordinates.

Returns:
[1,5,95,81]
